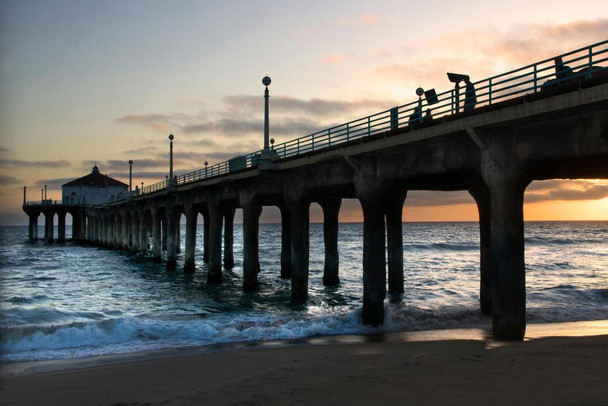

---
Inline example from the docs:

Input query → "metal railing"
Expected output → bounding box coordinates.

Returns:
[135,40,608,198]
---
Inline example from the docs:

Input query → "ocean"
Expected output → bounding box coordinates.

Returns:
[1,222,607,363]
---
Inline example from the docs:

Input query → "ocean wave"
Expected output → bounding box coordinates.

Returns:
[406,242,479,252]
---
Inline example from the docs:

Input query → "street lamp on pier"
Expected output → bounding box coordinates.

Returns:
[168,134,175,185]
[261,76,272,161]
[128,160,133,191]
[204,161,208,179]
[44,184,47,201]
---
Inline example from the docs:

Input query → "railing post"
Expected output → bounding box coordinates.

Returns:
[533,64,538,93]
[297,139,300,155]
[488,80,492,105]
[327,129,331,147]
[346,123,350,142]
[588,46,593,79]
[367,117,371,136]
[312,134,315,151]
[450,90,454,114]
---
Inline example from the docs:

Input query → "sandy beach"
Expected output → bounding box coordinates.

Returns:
[2,321,607,406]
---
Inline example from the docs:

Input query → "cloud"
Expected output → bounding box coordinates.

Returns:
[337,13,392,26]
[525,180,608,203]
[0,158,70,169]
[0,146,9,154]
[34,177,75,188]
[323,54,348,65]
[0,174,21,185]
[115,114,174,132]
[356,18,608,94]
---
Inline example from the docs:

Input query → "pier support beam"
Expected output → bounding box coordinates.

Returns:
[57,211,66,242]
[487,177,528,340]
[202,207,210,263]
[359,196,386,326]
[469,183,492,315]
[286,196,310,301]
[121,211,129,250]
[319,198,341,286]
[207,199,223,283]
[241,202,262,291]
[131,211,140,253]
[175,215,181,254]
[386,189,407,293]
[44,211,55,243]
[161,214,168,251]
[482,136,529,340]
[279,203,292,279]
[183,205,197,272]
[166,202,177,269]
[223,207,235,269]
[151,208,162,263]
[138,212,148,256]
[28,213,39,241]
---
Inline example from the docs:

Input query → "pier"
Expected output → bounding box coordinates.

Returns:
[23,41,608,340]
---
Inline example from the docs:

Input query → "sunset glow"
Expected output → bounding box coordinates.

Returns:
[1,1,607,224]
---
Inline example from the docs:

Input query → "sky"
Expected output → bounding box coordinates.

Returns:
[1,0,607,225]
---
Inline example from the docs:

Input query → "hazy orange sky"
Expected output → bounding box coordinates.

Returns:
[1,1,607,225]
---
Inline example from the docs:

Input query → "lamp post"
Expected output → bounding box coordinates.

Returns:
[23,186,26,206]
[41,189,43,203]
[44,184,47,201]
[416,87,424,123]
[204,161,208,178]
[128,160,133,191]
[262,76,271,160]
[168,134,174,182]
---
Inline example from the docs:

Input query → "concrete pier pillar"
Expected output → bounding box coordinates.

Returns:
[279,204,292,279]
[487,178,528,340]
[139,212,148,256]
[469,183,492,315]
[161,214,168,251]
[71,213,80,240]
[86,215,92,241]
[166,203,177,269]
[359,197,386,326]
[207,200,223,283]
[287,199,310,301]
[106,214,113,247]
[319,198,341,286]
[183,205,198,272]
[151,208,162,263]
[45,211,55,242]
[241,203,262,291]
[223,207,235,269]
[28,213,39,241]
[131,211,140,253]
[57,211,66,242]
[202,207,210,262]
[175,215,181,254]
[386,189,407,293]
[114,214,123,249]
[121,212,129,250]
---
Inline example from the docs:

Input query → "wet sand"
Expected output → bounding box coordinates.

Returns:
[2,321,607,405]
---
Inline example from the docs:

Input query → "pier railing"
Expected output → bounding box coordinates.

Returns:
[135,40,608,197]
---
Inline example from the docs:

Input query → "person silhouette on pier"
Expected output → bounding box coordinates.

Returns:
[409,106,422,125]
[463,76,476,112]
[554,56,573,82]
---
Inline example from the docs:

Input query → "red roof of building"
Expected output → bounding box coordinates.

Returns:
[62,166,128,188]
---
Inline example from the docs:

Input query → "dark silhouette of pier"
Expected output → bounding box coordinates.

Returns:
[23,41,608,340]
